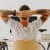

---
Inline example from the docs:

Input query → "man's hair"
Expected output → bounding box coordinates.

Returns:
[19,5,30,11]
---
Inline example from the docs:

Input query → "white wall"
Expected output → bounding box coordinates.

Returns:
[0,0,50,10]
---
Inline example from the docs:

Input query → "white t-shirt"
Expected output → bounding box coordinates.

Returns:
[15,18,43,41]
[0,17,43,41]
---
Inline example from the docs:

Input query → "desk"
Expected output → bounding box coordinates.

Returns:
[13,40,40,50]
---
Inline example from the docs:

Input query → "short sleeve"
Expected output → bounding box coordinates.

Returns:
[32,19,43,29]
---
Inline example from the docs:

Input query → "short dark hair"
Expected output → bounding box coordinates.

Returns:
[19,5,30,11]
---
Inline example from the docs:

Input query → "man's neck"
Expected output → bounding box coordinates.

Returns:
[21,22,28,27]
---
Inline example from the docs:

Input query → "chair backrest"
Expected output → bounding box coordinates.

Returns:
[47,42,50,50]
[38,42,45,50]
[0,42,8,50]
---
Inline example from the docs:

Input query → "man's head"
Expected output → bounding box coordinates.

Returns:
[19,5,30,18]
[19,5,30,27]
[0,11,9,22]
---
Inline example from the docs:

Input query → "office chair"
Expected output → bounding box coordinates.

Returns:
[0,42,8,50]
[47,42,50,50]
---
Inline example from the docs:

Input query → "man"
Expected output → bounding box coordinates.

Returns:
[12,5,50,50]
[0,7,49,50]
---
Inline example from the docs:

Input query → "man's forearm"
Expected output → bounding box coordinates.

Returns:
[29,9,50,23]
[0,10,19,15]
[0,10,14,15]
[30,9,49,15]
[6,10,14,15]
[6,10,22,16]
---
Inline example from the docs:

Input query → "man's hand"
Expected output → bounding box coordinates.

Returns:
[17,10,32,18]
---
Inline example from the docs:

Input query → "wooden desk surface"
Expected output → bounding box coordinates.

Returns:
[13,40,41,50]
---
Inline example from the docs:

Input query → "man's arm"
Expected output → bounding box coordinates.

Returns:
[0,10,21,16]
[30,9,50,23]
[40,15,49,23]
[6,10,24,18]
[6,10,20,15]
[0,10,14,15]
[28,9,50,29]
[38,9,49,22]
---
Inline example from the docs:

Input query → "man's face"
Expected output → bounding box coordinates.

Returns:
[0,12,9,22]
[19,10,30,27]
